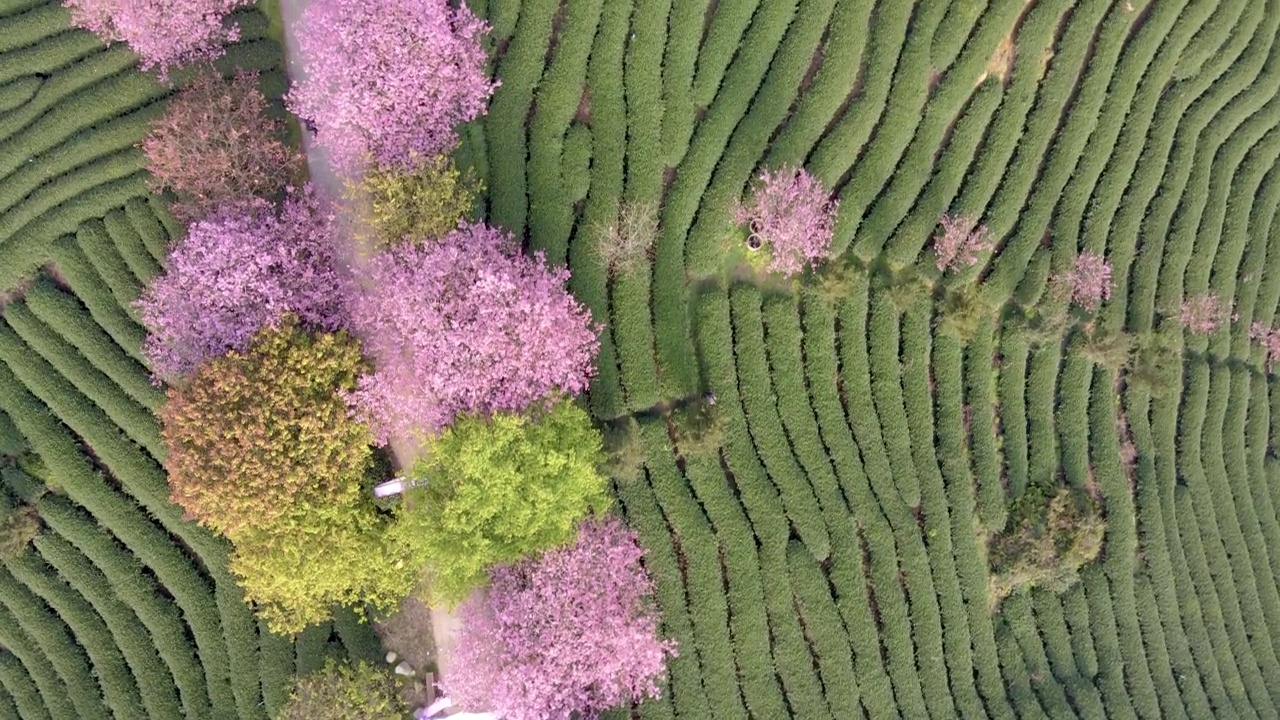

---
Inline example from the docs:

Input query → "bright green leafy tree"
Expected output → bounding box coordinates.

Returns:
[395,399,611,605]
[231,501,418,634]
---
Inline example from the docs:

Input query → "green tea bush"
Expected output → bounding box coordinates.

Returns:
[641,425,749,719]
[277,660,406,720]
[0,649,49,720]
[483,0,555,234]
[0,367,235,716]
[0,408,23,457]
[101,209,160,282]
[2,308,161,457]
[122,197,170,261]
[612,473,709,719]
[0,611,72,720]
[22,279,161,411]
[730,287,829,559]
[36,503,211,719]
[523,0,600,264]
[611,270,661,410]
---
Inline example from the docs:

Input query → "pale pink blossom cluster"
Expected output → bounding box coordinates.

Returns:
[447,517,676,720]
[1249,322,1280,372]
[932,213,993,272]
[345,223,599,443]
[64,0,252,74]
[1057,251,1113,312]
[136,186,346,381]
[1179,293,1229,334]
[733,165,838,276]
[287,0,497,176]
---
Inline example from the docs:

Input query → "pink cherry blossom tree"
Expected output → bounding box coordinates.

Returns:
[345,222,598,443]
[287,0,497,176]
[446,516,677,720]
[1179,293,1229,334]
[137,186,346,381]
[932,213,993,272]
[1250,322,1280,372]
[733,165,838,276]
[64,0,253,74]
[1056,251,1113,312]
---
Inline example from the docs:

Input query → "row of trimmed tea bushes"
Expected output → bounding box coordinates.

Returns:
[4,550,147,718]
[0,362,240,717]
[0,285,330,717]
[1140,0,1268,326]
[31,525,187,719]
[1120,0,1259,334]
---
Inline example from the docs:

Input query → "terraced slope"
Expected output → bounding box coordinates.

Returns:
[469,0,1280,717]
[0,3,378,719]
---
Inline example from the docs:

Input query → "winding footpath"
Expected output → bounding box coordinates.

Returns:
[276,0,465,699]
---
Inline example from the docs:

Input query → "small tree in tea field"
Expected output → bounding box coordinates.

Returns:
[346,153,481,248]
[1179,292,1229,334]
[279,659,407,720]
[595,200,659,277]
[989,487,1105,606]
[446,516,676,720]
[1250,322,1280,372]
[0,504,39,560]
[932,213,993,273]
[733,165,838,277]
[142,71,301,222]
[1054,251,1113,312]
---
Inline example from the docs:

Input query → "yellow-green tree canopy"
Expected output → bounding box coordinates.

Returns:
[395,399,611,605]
[230,502,418,634]
[347,152,481,248]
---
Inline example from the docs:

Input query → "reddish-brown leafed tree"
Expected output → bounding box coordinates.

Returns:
[143,71,301,222]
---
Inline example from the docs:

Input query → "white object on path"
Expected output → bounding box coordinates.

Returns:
[374,478,406,498]
[416,696,499,720]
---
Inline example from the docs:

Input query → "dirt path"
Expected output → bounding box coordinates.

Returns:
[277,0,465,705]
